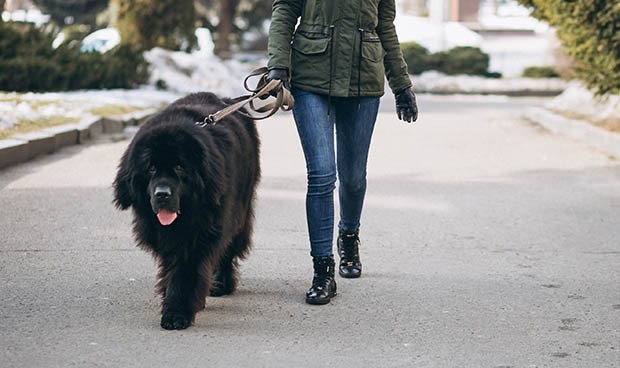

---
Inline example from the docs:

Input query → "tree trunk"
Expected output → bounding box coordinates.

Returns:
[214,0,239,59]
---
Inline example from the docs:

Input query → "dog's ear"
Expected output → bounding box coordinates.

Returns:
[113,151,134,210]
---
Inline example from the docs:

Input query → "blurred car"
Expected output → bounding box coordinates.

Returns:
[80,28,121,53]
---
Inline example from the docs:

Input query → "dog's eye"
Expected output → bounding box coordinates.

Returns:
[174,165,184,174]
[148,166,156,174]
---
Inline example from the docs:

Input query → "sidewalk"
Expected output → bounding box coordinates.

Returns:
[1,95,618,367]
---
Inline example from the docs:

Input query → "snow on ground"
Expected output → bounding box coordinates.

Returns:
[478,0,549,33]
[0,89,180,130]
[545,82,620,130]
[414,71,567,95]
[144,48,264,96]
[394,15,482,52]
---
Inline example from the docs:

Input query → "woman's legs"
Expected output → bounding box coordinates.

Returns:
[292,89,336,258]
[292,89,339,304]
[292,89,380,299]
[292,90,380,254]
[335,97,380,233]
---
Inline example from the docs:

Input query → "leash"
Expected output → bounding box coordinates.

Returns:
[196,67,294,127]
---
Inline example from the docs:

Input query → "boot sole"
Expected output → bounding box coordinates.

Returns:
[305,291,337,305]
[339,268,362,278]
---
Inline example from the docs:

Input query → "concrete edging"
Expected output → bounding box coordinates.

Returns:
[0,109,156,171]
[524,107,620,159]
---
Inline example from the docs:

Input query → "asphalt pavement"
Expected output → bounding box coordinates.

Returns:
[1,94,619,368]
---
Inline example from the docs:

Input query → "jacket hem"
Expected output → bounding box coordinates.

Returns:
[292,83,385,98]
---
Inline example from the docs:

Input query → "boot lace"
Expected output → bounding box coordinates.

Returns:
[312,259,333,289]
[339,232,360,261]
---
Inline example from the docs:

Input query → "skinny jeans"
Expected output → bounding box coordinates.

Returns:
[292,88,380,257]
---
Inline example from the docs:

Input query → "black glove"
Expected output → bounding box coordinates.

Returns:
[395,86,418,123]
[266,67,291,90]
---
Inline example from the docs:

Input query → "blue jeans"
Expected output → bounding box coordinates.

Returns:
[292,89,380,257]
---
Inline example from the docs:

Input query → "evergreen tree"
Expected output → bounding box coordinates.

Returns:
[518,0,620,95]
[33,0,109,27]
[113,0,196,52]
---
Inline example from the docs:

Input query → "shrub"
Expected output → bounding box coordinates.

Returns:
[522,66,560,78]
[0,22,149,92]
[400,42,430,75]
[401,43,498,77]
[428,46,490,76]
[517,0,620,95]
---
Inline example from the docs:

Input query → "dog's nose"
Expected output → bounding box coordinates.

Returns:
[154,186,172,198]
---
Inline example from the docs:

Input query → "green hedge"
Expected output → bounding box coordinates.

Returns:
[428,46,491,76]
[0,22,149,92]
[400,42,430,75]
[517,0,620,95]
[522,66,559,78]
[401,42,499,77]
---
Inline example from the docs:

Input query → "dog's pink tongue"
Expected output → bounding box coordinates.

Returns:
[157,210,178,226]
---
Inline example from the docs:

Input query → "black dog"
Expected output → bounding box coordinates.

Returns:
[113,92,260,330]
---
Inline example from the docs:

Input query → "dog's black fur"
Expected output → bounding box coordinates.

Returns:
[113,92,260,330]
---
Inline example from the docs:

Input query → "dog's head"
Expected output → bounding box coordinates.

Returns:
[145,159,184,226]
[113,120,225,227]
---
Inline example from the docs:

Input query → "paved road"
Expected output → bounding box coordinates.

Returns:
[1,94,619,368]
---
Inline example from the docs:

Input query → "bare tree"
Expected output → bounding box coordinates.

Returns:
[196,0,271,58]
[213,0,238,58]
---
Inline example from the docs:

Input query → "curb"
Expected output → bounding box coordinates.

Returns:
[0,109,156,171]
[523,107,620,159]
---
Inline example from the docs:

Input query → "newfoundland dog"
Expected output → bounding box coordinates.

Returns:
[113,92,260,330]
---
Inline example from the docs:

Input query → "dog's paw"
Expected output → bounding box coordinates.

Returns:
[209,280,232,297]
[160,312,192,330]
[210,271,235,297]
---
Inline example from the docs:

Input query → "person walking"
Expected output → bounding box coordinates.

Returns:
[267,0,418,305]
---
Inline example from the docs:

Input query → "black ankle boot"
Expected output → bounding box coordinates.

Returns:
[305,256,337,305]
[337,230,362,278]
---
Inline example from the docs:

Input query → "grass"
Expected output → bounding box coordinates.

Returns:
[553,110,620,132]
[89,105,143,117]
[0,95,149,140]
[0,116,79,140]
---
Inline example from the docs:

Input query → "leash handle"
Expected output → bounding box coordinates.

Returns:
[199,67,294,126]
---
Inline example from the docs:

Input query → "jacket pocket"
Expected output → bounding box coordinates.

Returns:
[361,37,385,62]
[292,32,330,54]
[356,37,386,94]
[291,32,332,90]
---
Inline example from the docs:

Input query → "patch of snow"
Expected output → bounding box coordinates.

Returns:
[479,1,549,33]
[414,71,567,95]
[144,47,265,96]
[545,82,620,126]
[395,15,482,52]
[481,31,556,77]
[195,28,215,56]
[52,32,66,49]
[0,88,181,133]
[1,9,50,26]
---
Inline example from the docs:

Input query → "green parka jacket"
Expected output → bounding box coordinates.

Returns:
[268,0,412,97]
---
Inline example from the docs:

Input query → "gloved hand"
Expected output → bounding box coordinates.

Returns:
[266,67,291,90]
[395,86,418,123]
